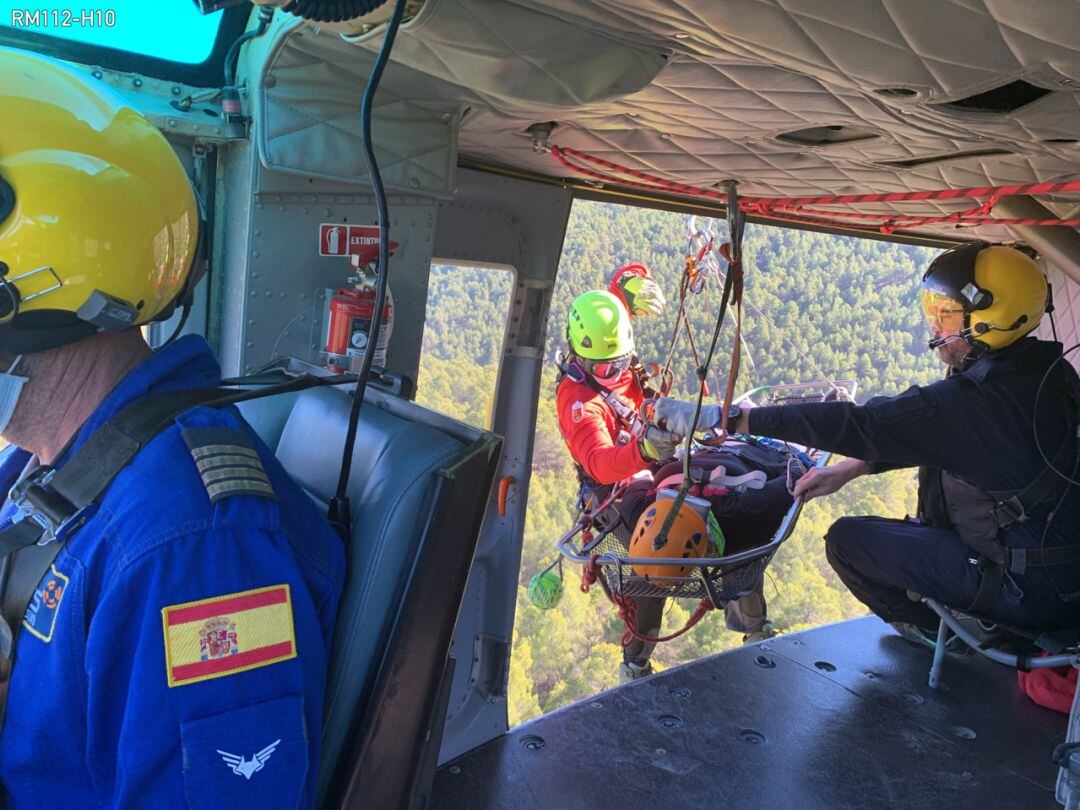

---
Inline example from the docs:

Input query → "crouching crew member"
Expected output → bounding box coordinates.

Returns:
[557,278,776,685]
[0,49,344,806]
[657,243,1080,641]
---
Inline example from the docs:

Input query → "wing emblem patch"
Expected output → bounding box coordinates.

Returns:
[217,739,281,780]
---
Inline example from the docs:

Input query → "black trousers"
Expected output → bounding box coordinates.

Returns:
[825,515,1076,633]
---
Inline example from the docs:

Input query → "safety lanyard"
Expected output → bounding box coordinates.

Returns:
[561,359,641,431]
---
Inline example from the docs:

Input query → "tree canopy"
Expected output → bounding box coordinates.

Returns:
[416,200,943,725]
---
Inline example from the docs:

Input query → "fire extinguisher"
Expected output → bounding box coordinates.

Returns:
[324,284,394,373]
[322,239,398,374]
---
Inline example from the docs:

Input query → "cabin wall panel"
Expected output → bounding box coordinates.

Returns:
[433,169,572,764]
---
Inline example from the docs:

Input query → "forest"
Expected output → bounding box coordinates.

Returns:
[415,200,944,727]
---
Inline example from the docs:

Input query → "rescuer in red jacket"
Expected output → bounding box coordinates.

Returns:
[555,265,672,486]
[556,266,775,684]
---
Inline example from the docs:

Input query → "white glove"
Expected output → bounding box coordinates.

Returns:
[653,398,722,436]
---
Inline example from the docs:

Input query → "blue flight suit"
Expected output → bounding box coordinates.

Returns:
[748,337,1080,632]
[0,335,345,808]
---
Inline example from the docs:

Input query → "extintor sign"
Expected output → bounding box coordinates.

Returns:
[318,223,382,257]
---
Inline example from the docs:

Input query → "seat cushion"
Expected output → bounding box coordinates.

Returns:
[271,387,466,787]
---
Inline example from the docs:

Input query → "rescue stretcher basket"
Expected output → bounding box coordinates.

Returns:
[556,380,856,607]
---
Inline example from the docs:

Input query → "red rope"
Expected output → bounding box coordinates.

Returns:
[614,594,713,646]
[581,548,599,593]
[550,145,1080,234]
[581,554,714,645]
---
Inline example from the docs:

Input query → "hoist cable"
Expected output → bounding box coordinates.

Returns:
[654,182,745,547]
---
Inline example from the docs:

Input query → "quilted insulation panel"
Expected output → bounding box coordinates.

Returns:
[270,0,1080,242]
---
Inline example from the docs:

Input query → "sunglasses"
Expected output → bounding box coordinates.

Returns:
[587,354,632,380]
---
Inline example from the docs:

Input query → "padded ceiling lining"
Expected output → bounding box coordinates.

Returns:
[274,0,1080,240]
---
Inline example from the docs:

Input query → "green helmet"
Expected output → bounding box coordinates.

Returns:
[566,290,634,360]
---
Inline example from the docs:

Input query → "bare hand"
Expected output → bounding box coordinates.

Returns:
[792,458,869,502]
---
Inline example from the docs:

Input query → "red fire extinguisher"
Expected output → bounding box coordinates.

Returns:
[322,239,397,374]
[324,285,394,372]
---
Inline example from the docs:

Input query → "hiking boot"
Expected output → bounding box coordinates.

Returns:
[619,660,654,684]
[742,620,778,645]
[890,621,968,655]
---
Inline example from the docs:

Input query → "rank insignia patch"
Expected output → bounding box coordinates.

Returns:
[161,585,296,687]
[22,564,69,643]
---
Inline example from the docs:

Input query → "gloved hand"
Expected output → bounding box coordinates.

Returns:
[618,275,666,318]
[653,398,722,436]
[638,425,682,461]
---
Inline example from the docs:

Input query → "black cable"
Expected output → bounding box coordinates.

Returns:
[282,0,389,22]
[682,182,745,450]
[224,6,274,87]
[161,304,191,348]
[656,183,743,546]
[329,0,408,529]
[1033,342,1080,486]
[1037,449,1077,602]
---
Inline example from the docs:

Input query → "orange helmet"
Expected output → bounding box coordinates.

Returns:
[630,498,709,581]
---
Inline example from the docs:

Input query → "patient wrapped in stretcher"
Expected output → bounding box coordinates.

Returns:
[611,438,809,559]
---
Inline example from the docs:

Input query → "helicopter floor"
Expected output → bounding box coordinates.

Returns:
[429,616,1065,809]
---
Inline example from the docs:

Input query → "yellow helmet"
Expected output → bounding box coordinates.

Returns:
[0,47,200,354]
[566,290,634,361]
[920,242,1048,351]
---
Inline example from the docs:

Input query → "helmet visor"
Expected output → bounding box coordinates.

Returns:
[920,289,966,334]
[586,354,632,380]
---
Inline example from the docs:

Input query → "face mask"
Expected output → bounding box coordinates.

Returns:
[0,355,28,435]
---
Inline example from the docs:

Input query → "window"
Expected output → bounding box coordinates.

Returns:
[0,2,247,85]
[414,263,513,428]
[4,1,223,64]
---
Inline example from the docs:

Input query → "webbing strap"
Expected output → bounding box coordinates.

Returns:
[49,387,226,513]
[965,558,1005,615]
[27,374,340,529]
[1008,543,1080,575]
[561,361,639,430]
[0,539,64,730]
[0,520,48,560]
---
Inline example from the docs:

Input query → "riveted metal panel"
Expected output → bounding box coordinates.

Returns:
[213,152,437,382]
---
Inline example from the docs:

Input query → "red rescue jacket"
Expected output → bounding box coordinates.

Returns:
[556,369,648,485]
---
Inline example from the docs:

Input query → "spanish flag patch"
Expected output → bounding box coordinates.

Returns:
[161,584,297,688]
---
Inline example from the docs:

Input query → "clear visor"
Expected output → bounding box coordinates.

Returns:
[920,289,966,334]
[585,354,632,380]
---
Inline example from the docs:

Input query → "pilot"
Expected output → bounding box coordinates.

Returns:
[656,243,1080,644]
[0,49,344,806]
[556,274,777,686]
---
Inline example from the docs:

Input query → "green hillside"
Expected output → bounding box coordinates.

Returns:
[416,200,944,726]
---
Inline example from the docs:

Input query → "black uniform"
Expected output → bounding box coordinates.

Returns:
[748,337,1080,632]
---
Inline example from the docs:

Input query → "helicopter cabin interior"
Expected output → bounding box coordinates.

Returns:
[3,0,1080,807]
